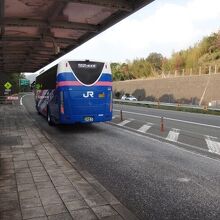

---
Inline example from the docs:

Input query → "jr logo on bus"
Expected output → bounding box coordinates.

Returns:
[83,91,94,98]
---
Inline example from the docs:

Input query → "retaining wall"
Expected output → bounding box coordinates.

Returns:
[113,74,220,105]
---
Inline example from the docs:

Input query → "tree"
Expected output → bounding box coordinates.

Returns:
[111,63,123,81]
[129,58,152,78]
[171,51,186,70]
[146,52,164,73]
[162,58,172,72]
[110,30,220,81]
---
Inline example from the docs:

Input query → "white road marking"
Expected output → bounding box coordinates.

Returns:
[108,122,220,164]
[20,94,33,106]
[117,120,132,126]
[205,136,220,155]
[166,128,180,142]
[114,109,220,129]
[177,177,191,183]
[137,123,153,133]
[20,96,24,105]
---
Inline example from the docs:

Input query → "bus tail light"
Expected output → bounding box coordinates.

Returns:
[60,91,64,114]
[110,92,112,112]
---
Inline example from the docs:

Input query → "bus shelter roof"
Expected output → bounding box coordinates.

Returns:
[0,0,154,74]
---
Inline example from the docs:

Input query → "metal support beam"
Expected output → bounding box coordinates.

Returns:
[47,1,68,21]
[3,53,53,58]
[1,18,98,32]
[0,0,4,36]
[1,36,78,45]
[62,0,133,11]
[3,56,52,63]
[0,0,4,73]
[0,46,53,52]
[0,51,26,54]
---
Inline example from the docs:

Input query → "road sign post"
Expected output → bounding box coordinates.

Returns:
[4,82,12,96]
[4,82,12,90]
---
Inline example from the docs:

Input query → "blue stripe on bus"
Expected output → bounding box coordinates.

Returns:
[57,72,75,81]
[57,72,112,82]
[99,74,112,81]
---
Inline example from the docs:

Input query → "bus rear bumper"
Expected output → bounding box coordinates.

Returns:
[59,114,112,124]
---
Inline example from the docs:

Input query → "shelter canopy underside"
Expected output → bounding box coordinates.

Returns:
[0,0,154,74]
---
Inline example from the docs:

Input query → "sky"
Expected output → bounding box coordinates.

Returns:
[31,0,220,75]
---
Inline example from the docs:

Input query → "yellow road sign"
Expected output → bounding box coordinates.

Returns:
[4,82,12,89]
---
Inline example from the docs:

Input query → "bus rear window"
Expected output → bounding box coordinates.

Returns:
[69,61,104,85]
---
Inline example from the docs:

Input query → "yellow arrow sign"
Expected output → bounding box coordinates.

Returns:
[4,82,12,89]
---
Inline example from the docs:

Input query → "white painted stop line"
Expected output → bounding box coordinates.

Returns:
[166,128,180,142]
[137,123,153,133]
[205,136,220,155]
[118,120,132,126]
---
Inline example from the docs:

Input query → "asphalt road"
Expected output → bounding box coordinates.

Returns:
[23,93,220,220]
[114,103,220,128]
[113,104,220,154]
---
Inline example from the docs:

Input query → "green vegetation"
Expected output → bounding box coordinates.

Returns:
[111,31,220,81]
[11,73,25,93]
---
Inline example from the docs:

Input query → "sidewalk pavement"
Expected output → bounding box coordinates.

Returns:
[0,104,139,220]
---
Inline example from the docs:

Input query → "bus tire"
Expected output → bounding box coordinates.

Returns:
[37,108,41,115]
[47,107,54,126]
[36,104,41,115]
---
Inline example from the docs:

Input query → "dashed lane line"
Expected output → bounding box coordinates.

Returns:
[117,119,132,126]
[137,123,153,133]
[205,136,220,155]
[108,120,220,163]
[110,118,220,160]
[113,109,220,129]
[166,128,180,142]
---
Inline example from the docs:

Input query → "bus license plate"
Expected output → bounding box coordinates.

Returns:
[84,117,93,122]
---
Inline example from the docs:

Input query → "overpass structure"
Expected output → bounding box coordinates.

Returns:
[0,0,154,75]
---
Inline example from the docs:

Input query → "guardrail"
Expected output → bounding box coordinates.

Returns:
[113,99,220,112]
[0,96,19,105]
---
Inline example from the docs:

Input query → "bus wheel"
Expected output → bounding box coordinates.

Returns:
[36,104,41,115]
[37,108,41,115]
[47,108,54,126]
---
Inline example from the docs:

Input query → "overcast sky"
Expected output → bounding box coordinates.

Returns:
[33,0,220,74]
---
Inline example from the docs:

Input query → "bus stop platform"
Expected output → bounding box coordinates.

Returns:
[0,103,138,220]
